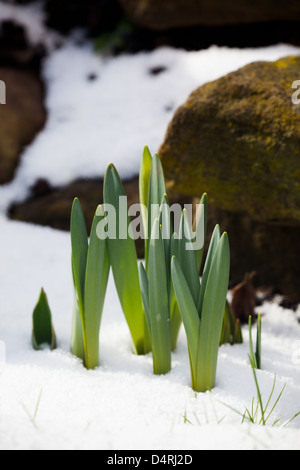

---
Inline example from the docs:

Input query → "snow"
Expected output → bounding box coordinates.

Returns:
[0,1,60,51]
[0,215,299,450]
[1,40,300,211]
[1,1,300,450]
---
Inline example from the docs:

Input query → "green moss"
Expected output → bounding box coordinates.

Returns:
[160,56,300,225]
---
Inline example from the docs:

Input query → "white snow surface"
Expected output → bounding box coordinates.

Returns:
[1,40,300,211]
[0,215,299,450]
[0,1,61,51]
[0,3,300,449]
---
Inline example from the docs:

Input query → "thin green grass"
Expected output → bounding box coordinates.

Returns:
[221,362,300,427]
[249,314,262,370]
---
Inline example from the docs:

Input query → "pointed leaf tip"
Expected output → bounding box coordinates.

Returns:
[32,289,56,351]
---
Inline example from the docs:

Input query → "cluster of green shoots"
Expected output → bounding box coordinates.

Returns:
[32,146,235,393]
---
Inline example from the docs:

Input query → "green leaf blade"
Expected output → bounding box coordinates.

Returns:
[104,163,147,355]
[139,145,153,243]
[171,256,200,381]
[70,198,88,317]
[148,219,171,375]
[146,154,167,270]
[256,313,262,370]
[70,288,85,362]
[177,210,200,306]
[32,289,56,351]
[197,232,230,392]
[138,261,151,338]
[197,224,221,316]
[84,206,110,369]
[193,193,208,273]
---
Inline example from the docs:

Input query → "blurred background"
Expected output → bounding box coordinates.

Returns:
[1,0,300,308]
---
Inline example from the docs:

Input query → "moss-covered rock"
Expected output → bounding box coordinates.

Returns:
[160,56,300,225]
[119,0,300,30]
[206,206,300,297]
[0,68,46,184]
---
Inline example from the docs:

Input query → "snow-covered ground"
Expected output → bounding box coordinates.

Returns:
[0,0,300,450]
[0,214,300,450]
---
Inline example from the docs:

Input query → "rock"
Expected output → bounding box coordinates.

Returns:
[9,175,300,296]
[231,272,257,324]
[9,179,110,232]
[9,176,194,259]
[119,0,300,30]
[159,55,300,296]
[160,56,300,226]
[206,206,300,298]
[9,177,145,258]
[9,176,142,231]
[45,0,123,36]
[0,20,45,69]
[0,67,46,184]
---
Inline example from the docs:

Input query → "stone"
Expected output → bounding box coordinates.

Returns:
[206,206,300,298]
[160,56,300,226]
[9,176,194,259]
[0,20,45,68]
[9,177,146,259]
[9,176,143,239]
[0,67,46,184]
[9,176,300,296]
[45,0,123,36]
[159,55,300,297]
[119,0,300,30]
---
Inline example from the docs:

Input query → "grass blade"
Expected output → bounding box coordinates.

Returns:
[249,316,258,369]
[282,411,300,427]
[249,359,266,425]
[256,313,262,370]
[32,289,56,351]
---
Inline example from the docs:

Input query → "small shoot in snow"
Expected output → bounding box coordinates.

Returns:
[249,313,262,370]
[32,289,56,351]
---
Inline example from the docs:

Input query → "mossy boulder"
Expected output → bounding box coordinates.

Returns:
[160,56,300,226]
[206,207,300,297]
[0,68,46,184]
[119,0,300,30]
